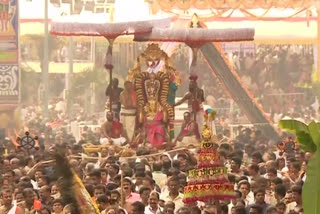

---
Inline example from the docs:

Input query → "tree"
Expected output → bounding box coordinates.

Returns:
[23,34,66,69]
[71,67,108,111]
[20,66,41,104]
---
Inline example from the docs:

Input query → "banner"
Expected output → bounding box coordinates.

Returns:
[0,0,19,104]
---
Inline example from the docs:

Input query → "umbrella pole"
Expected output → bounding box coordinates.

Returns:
[120,171,125,207]
[105,38,115,113]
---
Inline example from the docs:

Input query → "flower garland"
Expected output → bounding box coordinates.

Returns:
[183,183,235,203]
[188,167,228,178]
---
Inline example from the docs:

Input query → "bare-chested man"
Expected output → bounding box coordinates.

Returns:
[100,111,126,146]
[174,75,205,129]
[174,112,200,148]
[105,78,123,119]
[0,188,24,214]
[120,81,137,142]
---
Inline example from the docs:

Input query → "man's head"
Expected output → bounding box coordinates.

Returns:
[177,153,188,167]
[270,178,283,191]
[15,191,24,203]
[131,201,145,214]
[188,76,198,92]
[276,202,286,214]
[163,201,175,214]
[149,191,159,209]
[284,191,294,204]
[177,207,191,214]
[110,190,120,205]
[94,184,106,199]
[38,175,50,187]
[183,112,191,122]
[231,157,242,173]
[89,170,102,186]
[153,161,162,172]
[248,164,259,177]
[97,195,109,211]
[4,170,15,184]
[139,186,151,204]
[112,78,119,88]
[106,111,113,122]
[108,164,120,176]
[275,184,286,200]
[267,168,277,179]
[124,81,133,91]
[10,158,20,169]
[167,176,179,195]
[39,185,51,200]
[100,168,108,183]
[266,160,277,171]
[23,188,36,206]
[251,152,262,165]
[123,177,133,194]
[52,199,64,213]
[249,205,263,214]
[254,189,266,204]
[1,188,13,207]
[291,162,301,175]
[291,185,302,204]
[238,180,250,198]
[35,169,44,181]
[142,177,154,190]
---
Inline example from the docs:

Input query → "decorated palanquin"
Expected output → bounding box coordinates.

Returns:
[127,43,180,148]
[183,125,235,203]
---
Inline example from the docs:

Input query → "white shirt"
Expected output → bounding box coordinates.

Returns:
[160,192,185,212]
[144,205,160,214]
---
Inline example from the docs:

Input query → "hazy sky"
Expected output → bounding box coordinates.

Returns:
[20,0,150,20]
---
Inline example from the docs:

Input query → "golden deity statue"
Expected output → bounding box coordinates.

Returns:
[129,43,181,148]
[145,72,160,100]
[144,98,168,122]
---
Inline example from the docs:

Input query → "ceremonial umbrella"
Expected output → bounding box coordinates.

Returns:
[50,13,172,111]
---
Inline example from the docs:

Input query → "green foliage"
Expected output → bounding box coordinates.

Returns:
[278,119,317,152]
[278,119,320,214]
[20,66,41,103]
[71,67,108,108]
[302,149,320,214]
[23,34,66,63]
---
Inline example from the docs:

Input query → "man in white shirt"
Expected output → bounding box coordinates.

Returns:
[152,161,167,189]
[160,176,184,212]
[145,192,161,214]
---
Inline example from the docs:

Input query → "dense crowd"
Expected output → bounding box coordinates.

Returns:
[1,44,313,214]
[0,82,307,214]
[175,44,318,125]
[0,119,307,214]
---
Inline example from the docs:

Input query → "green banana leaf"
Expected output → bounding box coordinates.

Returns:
[278,119,317,152]
[278,119,309,134]
[279,119,320,214]
[308,122,320,146]
[302,149,320,214]
[296,131,317,153]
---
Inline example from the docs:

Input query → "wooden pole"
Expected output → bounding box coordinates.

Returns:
[106,38,115,113]
[120,171,125,207]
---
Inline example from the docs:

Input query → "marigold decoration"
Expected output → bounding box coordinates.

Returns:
[183,124,235,203]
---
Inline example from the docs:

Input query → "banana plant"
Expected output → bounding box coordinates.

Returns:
[278,119,320,214]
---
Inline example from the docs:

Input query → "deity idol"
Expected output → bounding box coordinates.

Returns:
[128,44,180,148]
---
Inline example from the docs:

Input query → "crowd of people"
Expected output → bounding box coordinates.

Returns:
[0,117,307,214]
[182,44,318,126]
[0,44,313,214]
